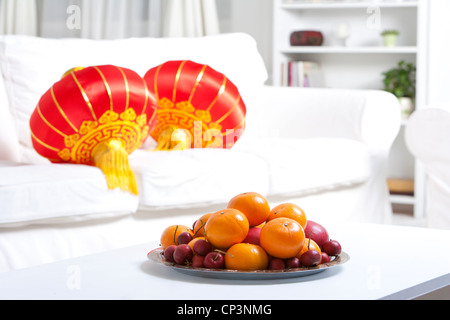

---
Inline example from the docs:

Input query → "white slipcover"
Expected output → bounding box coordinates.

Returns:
[405,108,450,229]
[0,161,138,226]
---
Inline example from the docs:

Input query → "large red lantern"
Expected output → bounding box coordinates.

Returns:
[30,65,157,195]
[143,60,246,150]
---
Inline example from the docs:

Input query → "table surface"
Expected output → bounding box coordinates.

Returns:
[0,222,449,300]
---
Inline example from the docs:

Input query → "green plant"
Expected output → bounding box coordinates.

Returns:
[381,29,399,36]
[382,60,416,98]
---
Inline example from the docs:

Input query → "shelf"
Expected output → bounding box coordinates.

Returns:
[273,0,426,218]
[281,1,419,10]
[281,46,418,54]
[390,194,415,205]
[388,178,414,194]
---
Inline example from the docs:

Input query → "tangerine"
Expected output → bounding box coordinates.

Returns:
[192,213,213,237]
[225,243,269,271]
[260,217,305,259]
[227,192,271,227]
[204,208,249,249]
[267,203,307,229]
[254,221,266,228]
[160,225,193,249]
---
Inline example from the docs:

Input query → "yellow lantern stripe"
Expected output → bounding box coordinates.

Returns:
[172,61,187,103]
[153,64,163,102]
[30,129,60,152]
[188,65,208,103]
[116,66,130,110]
[71,72,98,121]
[51,87,79,133]
[215,95,241,125]
[206,75,227,112]
[93,66,113,112]
[141,84,150,115]
[36,104,67,138]
[147,92,157,124]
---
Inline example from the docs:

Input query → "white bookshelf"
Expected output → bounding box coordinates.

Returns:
[390,194,415,206]
[272,0,429,219]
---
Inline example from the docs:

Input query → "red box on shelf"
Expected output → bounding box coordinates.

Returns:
[290,31,323,46]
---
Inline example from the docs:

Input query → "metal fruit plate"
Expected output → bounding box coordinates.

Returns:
[147,248,350,280]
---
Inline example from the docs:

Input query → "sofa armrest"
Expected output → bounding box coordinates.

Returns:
[405,107,450,163]
[405,108,450,229]
[251,85,401,224]
[255,85,401,155]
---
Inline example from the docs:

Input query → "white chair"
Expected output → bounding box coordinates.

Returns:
[405,107,450,229]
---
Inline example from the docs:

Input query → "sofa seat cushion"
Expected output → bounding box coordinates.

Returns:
[129,149,270,209]
[0,162,139,227]
[238,138,371,197]
[131,137,370,210]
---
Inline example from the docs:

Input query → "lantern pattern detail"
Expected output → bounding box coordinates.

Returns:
[143,60,246,150]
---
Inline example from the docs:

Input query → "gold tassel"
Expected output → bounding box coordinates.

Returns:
[154,125,191,151]
[61,66,85,78]
[91,139,138,195]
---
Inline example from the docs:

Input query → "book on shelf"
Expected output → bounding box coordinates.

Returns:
[281,61,326,88]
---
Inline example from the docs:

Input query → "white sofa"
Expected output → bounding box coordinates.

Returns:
[0,33,401,273]
[405,107,450,229]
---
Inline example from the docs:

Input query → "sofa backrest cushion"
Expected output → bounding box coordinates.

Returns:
[0,33,268,162]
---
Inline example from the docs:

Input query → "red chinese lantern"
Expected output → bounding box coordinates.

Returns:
[30,65,157,195]
[143,60,246,150]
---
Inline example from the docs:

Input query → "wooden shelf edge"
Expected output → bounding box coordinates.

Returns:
[388,178,415,195]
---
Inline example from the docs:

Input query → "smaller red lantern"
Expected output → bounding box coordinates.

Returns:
[143,60,246,150]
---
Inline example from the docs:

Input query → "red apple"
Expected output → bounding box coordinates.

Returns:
[191,254,205,268]
[193,238,213,256]
[243,227,261,245]
[173,244,193,265]
[203,251,225,269]
[304,220,329,248]
[163,245,177,262]
[300,250,321,267]
[322,239,342,256]
[269,258,285,270]
[321,252,331,264]
[177,231,193,245]
[285,257,301,268]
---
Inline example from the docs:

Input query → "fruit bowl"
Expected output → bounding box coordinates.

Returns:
[147,248,350,280]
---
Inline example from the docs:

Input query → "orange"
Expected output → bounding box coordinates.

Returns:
[267,203,307,229]
[260,217,305,259]
[192,213,213,238]
[204,208,249,249]
[225,243,269,271]
[187,236,206,251]
[160,224,193,249]
[254,221,266,228]
[227,192,271,227]
[295,238,321,260]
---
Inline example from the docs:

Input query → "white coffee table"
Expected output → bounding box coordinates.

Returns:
[0,222,449,300]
